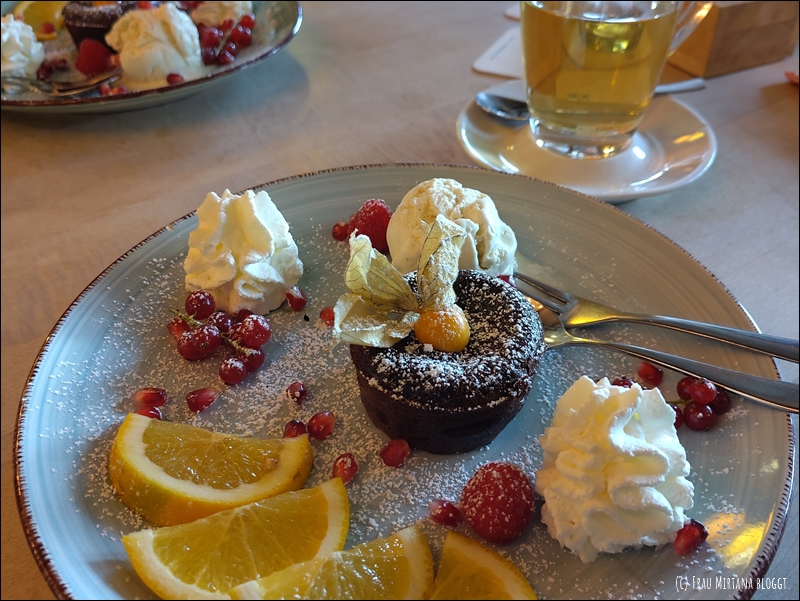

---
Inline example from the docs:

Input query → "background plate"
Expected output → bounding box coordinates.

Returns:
[1,1,301,114]
[15,165,792,599]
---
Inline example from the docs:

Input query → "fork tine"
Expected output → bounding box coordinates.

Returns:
[513,278,566,314]
[513,271,571,303]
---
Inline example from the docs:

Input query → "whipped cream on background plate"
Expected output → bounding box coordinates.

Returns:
[1,14,44,78]
[184,189,303,315]
[536,376,694,563]
[191,1,253,27]
[106,3,206,91]
[386,178,517,277]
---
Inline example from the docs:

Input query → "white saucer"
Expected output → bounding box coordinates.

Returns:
[456,95,717,203]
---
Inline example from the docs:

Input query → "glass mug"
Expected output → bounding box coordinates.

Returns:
[520,1,712,159]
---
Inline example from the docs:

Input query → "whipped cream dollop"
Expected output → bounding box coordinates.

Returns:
[386,178,517,277]
[535,376,694,563]
[106,3,206,91]
[184,189,303,315]
[1,14,44,79]
[191,1,253,27]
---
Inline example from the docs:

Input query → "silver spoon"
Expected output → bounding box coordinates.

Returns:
[1,68,122,97]
[476,78,705,123]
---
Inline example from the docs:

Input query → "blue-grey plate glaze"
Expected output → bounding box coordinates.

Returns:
[1,1,301,114]
[15,165,792,599]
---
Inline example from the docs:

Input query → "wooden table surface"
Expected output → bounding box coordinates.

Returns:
[2,2,797,599]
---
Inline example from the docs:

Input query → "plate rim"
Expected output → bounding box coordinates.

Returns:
[13,162,794,600]
[456,95,718,203]
[0,0,302,114]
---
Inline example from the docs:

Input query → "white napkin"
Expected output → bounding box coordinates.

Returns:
[472,27,523,79]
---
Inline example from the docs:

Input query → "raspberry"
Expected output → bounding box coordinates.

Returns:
[460,462,534,545]
[75,39,112,77]
[349,199,393,253]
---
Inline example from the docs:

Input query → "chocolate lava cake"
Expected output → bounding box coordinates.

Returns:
[62,1,140,48]
[350,270,547,454]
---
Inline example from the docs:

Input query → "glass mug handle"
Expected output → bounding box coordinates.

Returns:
[669,1,713,55]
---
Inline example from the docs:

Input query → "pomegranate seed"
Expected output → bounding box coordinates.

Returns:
[166,73,185,85]
[637,361,664,387]
[239,314,271,347]
[133,387,167,407]
[332,221,350,241]
[429,499,462,527]
[610,376,634,388]
[308,411,336,440]
[320,306,335,326]
[201,47,217,65]
[177,331,206,360]
[41,22,55,34]
[222,40,237,57]
[239,13,256,29]
[229,24,252,48]
[185,290,216,320]
[240,347,265,372]
[186,387,219,412]
[673,518,708,555]
[221,18,235,32]
[673,404,684,429]
[219,356,248,385]
[683,401,717,431]
[498,274,515,286]
[167,316,191,341]
[709,388,731,415]
[286,286,307,311]
[676,376,697,401]
[98,83,112,96]
[688,378,718,404]
[199,27,223,49]
[285,381,307,404]
[283,420,307,438]
[135,406,162,419]
[332,453,359,484]
[216,50,235,65]
[380,439,411,468]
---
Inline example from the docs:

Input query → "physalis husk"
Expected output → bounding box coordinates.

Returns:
[333,214,468,349]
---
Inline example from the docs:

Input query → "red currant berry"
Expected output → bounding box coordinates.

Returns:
[308,411,336,440]
[610,376,634,388]
[236,308,254,322]
[185,290,216,320]
[349,199,393,253]
[688,378,718,405]
[380,439,411,468]
[320,306,335,326]
[497,274,515,286]
[673,404,684,429]
[285,381,307,404]
[332,453,358,484]
[286,286,307,311]
[332,221,350,241]
[219,356,248,385]
[637,361,664,387]
[283,420,307,438]
[461,462,534,545]
[683,401,717,431]
[177,331,205,361]
[676,376,697,401]
[673,518,708,555]
[429,499,463,527]
[133,387,167,407]
[191,323,221,355]
[239,314,272,347]
[186,387,219,413]
[167,316,191,341]
[239,347,265,372]
[135,406,162,419]
[708,387,731,415]
[207,311,234,333]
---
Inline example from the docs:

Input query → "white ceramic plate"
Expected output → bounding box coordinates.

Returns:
[456,95,717,203]
[16,165,792,599]
[0,1,301,114]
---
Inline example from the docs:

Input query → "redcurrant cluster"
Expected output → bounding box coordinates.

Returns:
[167,290,272,385]
[197,12,256,66]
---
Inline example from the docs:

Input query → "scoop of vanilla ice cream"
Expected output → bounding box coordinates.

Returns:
[184,189,304,315]
[1,14,44,79]
[105,3,206,91]
[386,178,517,277]
[536,376,694,563]
[191,1,253,27]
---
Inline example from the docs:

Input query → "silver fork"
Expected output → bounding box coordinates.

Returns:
[532,302,798,413]
[1,68,121,97]
[514,271,799,363]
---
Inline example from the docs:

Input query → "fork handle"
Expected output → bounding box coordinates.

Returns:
[611,314,799,363]
[574,339,798,413]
